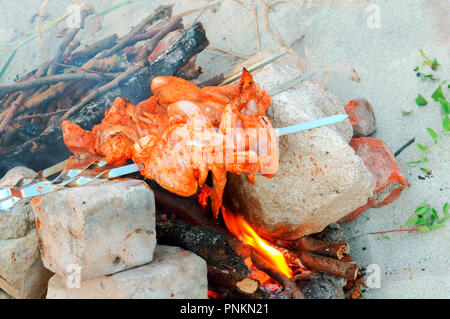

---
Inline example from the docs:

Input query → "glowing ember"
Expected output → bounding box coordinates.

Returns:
[222,207,293,278]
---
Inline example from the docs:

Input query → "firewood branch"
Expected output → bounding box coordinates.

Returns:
[250,251,305,299]
[299,250,359,281]
[295,236,349,260]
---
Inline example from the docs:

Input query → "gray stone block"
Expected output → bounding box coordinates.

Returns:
[31,179,156,281]
[46,245,208,299]
[225,52,374,239]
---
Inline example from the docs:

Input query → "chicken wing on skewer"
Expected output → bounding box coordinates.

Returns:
[61,121,97,156]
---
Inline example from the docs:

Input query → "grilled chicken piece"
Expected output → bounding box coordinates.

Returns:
[61,121,97,156]
[132,134,198,197]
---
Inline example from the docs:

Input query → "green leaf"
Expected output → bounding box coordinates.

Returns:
[431,85,445,102]
[429,224,445,230]
[417,225,430,232]
[420,167,430,174]
[414,66,419,72]
[429,212,437,225]
[416,143,429,152]
[439,98,449,115]
[426,127,438,144]
[405,217,419,226]
[443,116,450,132]
[416,201,428,210]
[415,205,431,216]
[416,94,428,106]
[407,160,422,166]
[422,73,439,81]
[416,217,427,225]
[0,48,18,81]
[431,58,439,71]
[423,157,429,162]
[444,203,449,215]
[419,49,427,59]
[438,215,450,224]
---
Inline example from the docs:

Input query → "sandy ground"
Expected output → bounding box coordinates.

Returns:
[1,0,449,298]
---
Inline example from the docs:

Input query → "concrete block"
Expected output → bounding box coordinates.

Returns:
[31,179,156,281]
[46,245,208,299]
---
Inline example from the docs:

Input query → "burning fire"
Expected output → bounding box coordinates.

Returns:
[222,207,293,278]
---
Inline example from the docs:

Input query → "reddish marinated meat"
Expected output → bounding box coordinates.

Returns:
[61,121,97,156]
[132,134,198,197]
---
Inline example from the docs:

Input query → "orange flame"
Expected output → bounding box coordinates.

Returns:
[222,207,293,278]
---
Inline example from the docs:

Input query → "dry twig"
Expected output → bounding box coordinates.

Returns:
[0,93,27,134]
[254,4,261,53]
[0,72,109,96]
[97,5,173,59]
[263,0,289,48]
[207,45,248,59]
[38,0,51,60]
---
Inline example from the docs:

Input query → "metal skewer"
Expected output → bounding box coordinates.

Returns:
[0,113,347,210]
[275,114,348,137]
[219,49,287,85]
[0,66,346,211]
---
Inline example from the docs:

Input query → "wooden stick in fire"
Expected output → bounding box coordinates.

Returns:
[156,215,260,296]
[295,236,349,260]
[250,251,305,299]
[298,250,359,281]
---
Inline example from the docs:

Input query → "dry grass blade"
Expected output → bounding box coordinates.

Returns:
[15,109,70,121]
[231,0,252,11]
[54,63,117,78]
[254,4,261,53]
[0,72,109,96]
[207,45,248,59]
[263,0,289,48]
[97,4,173,59]
[38,0,51,60]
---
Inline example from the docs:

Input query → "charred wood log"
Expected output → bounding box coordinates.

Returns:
[151,183,224,232]
[0,23,209,176]
[120,22,208,103]
[69,34,119,66]
[156,216,259,295]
